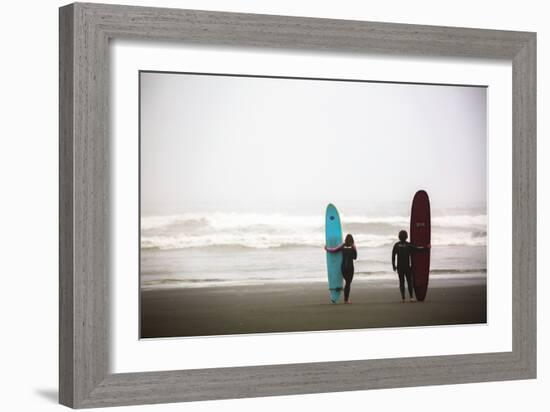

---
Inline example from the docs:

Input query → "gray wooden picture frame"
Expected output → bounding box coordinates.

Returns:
[59,2,536,409]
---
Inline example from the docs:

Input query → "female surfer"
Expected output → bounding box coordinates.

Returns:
[391,230,430,302]
[325,234,357,304]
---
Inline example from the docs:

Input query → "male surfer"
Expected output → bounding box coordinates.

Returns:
[391,230,430,302]
[325,234,357,304]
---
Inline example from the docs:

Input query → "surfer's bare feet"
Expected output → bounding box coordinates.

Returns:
[345,300,352,304]
[410,297,416,302]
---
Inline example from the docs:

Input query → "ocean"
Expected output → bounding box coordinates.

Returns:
[140,209,487,290]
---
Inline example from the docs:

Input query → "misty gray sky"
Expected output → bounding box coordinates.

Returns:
[140,72,486,215]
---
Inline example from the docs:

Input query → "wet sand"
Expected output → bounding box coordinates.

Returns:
[140,276,486,338]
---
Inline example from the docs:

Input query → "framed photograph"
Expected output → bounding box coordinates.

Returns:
[59,2,536,408]
[138,70,487,339]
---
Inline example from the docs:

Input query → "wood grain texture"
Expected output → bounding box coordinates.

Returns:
[60,3,109,407]
[59,4,74,406]
[59,2,537,408]
[512,35,537,373]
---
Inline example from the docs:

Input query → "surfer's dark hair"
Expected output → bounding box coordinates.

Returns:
[398,230,408,241]
[344,234,354,246]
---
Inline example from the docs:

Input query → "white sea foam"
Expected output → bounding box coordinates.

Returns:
[141,212,486,230]
[140,211,487,250]
[141,212,322,231]
[140,272,487,290]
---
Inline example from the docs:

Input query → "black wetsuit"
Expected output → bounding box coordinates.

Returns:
[341,245,357,302]
[391,241,417,299]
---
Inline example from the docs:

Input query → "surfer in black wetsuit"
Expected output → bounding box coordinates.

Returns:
[325,234,357,304]
[392,230,430,302]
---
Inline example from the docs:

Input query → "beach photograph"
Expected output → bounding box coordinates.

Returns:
[139,71,487,338]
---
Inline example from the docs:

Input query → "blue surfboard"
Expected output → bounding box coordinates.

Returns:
[325,204,344,303]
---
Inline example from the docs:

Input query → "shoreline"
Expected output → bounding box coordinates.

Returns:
[140,277,487,338]
[141,273,486,290]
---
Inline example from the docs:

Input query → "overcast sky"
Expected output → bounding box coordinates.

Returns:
[140,72,486,216]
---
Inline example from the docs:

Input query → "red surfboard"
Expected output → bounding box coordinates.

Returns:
[410,190,431,301]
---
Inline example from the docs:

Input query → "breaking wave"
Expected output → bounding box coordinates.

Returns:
[141,212,487,250]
